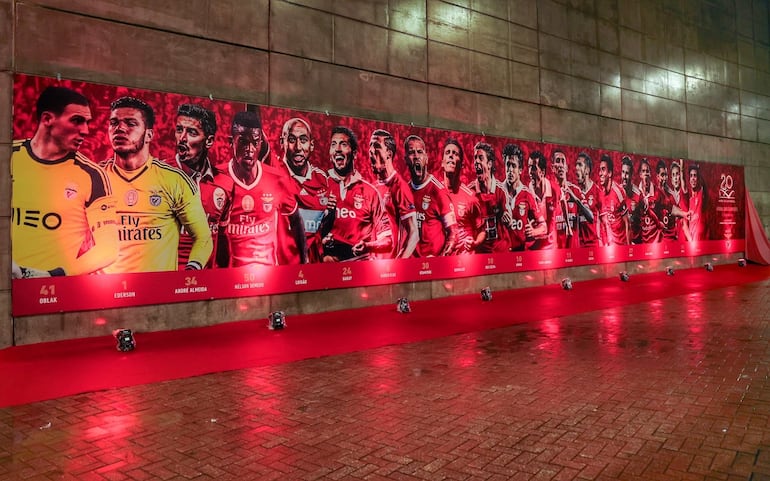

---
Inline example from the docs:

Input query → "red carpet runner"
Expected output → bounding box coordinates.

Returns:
[1,263,768,407]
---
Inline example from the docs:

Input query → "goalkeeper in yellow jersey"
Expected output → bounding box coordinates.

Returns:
[101,97,212,273]
[11,86,118,278]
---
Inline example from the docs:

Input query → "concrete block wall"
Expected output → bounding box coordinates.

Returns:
[1,0,769,346]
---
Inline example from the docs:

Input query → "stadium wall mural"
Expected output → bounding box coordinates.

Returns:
[10,74,745,316]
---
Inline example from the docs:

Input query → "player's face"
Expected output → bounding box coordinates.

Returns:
[671,165,681,190]
[575,157,588,184]
[442,143,461,175]
[231,125,263,172]
[599,161,611,187]
[657,167,668,189]
[369,135,391,179]
[473,149,492,179]
[175,115,212,165]
[553,152,567,181]
[527,157,542,183]
[689,169,699,191]
[45,103,92,153]
[284,122,313,172]
[639,162,651,186]
[406,139,429,183]
[621,163,633,188]
[109,107,152,156]
[505,156,521,184]
[330,132,354,176]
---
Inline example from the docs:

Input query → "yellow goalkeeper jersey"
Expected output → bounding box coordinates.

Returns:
[11,139,118,275]
[101,155,213,273]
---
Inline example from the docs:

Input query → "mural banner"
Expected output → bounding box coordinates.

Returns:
[10,74,745,316]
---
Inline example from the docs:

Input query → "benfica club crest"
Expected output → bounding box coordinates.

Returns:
[261,192,274,213]
[212,187,226,210]
[587,194,594,206]
[149,192,162,207]
[422,195,431,210]
[518,202,527,217]
[457,203,466,217]
[354,193,364,210]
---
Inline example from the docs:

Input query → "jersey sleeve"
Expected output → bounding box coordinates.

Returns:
[174,176,214,269]
[69,192,119,275]
[438,188,457,227]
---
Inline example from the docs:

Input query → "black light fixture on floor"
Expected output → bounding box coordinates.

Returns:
[396,297,411,313]
[666,266,675,276]
[113,329,135,352]
[480,287,492,301]
[268,311,286,330]
[738,258,747,267]
[561,278,573,290]
[619,271,630,282]
[704,263,714,272]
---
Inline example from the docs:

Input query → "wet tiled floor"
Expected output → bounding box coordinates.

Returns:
[2,278,770,480]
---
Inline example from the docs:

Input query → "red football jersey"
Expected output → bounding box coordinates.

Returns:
[172,158,234,269]
[225,161,298,267]
[470,179,510,253]
[688,188,705,241]
[625,185,642,243]
[283,162,330,263]
[411,175,457,256]
[506,184,543,251]
[556,181,581,250]
[529,178,562,250]
[666,186,689,241]
[576,180,601,247]
[447,183,483,255]
[375,171,416,259]
[598,182,628,246]
[326,170,391,259]
[638,183,664,243]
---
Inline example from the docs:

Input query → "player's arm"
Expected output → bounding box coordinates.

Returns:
[355,200,393,256]
[214,193,233,268]
[526,209,547,239]
[397,213,418,258]
[288,209,308,264]
[176,185,214,270]
[570,189,594,223]
[66,194,120,275]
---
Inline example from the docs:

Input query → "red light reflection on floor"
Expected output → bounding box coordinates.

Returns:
[684,291,706,353]
[535,317,563,357]
[598,307,622,356]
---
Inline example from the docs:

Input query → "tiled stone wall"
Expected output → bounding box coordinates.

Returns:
[2,0,769,346]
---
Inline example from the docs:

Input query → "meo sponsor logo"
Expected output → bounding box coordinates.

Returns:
[337,207,357,219]
[12,208,62,230]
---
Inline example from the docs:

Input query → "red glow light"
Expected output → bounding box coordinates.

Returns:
[94,317,107,326]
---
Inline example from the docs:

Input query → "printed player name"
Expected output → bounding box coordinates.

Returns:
[234,282,265,289]
[39,297,58,304]
[485,264,496,270]
[380,272,396,278]
[174,287,209,294]
[114,291,136,299]
[419,269,432,275]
